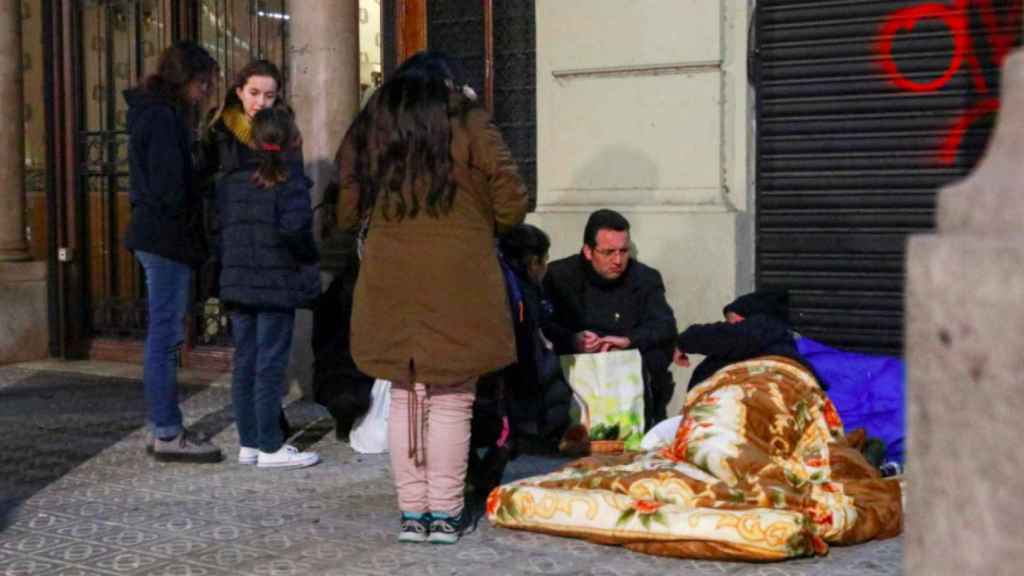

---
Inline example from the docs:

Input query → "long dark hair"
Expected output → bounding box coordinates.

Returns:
[143,41,217,107]
[351,51,470,221]
[251,107,296,188]
[499,224,550,274]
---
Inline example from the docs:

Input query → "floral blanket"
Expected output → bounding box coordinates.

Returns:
[487,356,902,561]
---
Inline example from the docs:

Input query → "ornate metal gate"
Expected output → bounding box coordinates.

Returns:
[78,0,176,343]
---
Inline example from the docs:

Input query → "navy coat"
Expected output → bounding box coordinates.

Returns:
[217,166,320,310]
[123,89,207,267]
[677,314,825,390]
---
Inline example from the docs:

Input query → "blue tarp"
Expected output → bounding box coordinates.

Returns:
[796,337,906,464]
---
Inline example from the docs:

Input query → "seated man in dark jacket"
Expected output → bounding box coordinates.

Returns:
[675,289,826,390]
[543,209,678,429]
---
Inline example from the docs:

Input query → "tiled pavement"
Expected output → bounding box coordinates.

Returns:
[0,364,902,575]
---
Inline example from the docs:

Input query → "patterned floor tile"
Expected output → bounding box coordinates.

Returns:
[140,536,217,560]
[95,526,167,549]
[86,549,167,574]
[34,541,118,565]
[0,528,74,555]
[0,555,64,576]
[7,510,80,533]
[36,565,121,576]
[52,520,122,543]
[187,543,274,570]
[145,516,211,538]
[234,556,316,576]
[134,560,231,576]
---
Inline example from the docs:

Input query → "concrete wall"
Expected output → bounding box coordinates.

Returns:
[0,262,48,364]
[531,0,754,415]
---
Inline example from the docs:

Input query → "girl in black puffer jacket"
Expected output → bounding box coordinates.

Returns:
[217,107,320,469]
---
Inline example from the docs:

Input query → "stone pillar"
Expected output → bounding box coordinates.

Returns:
[285,2,361,396]
[0,0,46,365]
[289,0,360,224]
[905,49,1024,575]
[0,0,28,262]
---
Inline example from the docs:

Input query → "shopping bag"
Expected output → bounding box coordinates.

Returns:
[560,349,644,451]
[349,379,391,454]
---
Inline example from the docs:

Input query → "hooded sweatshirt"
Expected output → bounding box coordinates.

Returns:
[678,289,826,390]
[123,88,207,267]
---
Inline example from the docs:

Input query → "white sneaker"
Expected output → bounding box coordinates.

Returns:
[238,447,259,465]
[257,444,320,469]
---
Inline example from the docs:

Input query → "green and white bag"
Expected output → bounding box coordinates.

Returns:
[560,349,645,451]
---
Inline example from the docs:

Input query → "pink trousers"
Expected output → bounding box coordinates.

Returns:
[388,378,476,517]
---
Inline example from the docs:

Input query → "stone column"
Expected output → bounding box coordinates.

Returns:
[905,49,1024,575]
[0,0,28,262]
[289,1,360,224]
[285,2,361,397]
[0,0,47,365]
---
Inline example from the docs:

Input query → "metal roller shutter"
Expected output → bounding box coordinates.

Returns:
[754,0,1021,354]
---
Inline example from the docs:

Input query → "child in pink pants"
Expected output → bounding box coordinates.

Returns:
[389,379,476,543]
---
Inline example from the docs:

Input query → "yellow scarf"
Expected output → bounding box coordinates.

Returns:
[220,105,252,147]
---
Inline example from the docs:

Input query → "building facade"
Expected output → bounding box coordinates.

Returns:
[1,1,1017,413]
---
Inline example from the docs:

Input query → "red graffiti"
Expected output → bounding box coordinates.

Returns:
[875,0,1022,165]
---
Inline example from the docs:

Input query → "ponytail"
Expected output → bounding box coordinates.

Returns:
[250,107,295,189]
[252,142,289,188]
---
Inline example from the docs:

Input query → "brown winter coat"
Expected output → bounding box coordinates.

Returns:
[335,96,528,385]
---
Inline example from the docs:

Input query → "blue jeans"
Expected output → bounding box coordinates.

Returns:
[136,251,192,439]
[231,309,295,453]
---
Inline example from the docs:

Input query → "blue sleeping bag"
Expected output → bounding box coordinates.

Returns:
[796,337,906,464]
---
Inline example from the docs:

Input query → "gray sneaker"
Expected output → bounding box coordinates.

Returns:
[152,429,223,463]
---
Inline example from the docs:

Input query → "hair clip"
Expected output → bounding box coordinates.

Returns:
[261,143,282,152]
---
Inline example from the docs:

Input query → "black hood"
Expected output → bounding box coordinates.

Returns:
[723,289,789,322]
[123,88,179,131]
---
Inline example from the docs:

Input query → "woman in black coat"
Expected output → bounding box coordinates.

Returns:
[217,107,320,469]
[197,59,296,438]
[123,41,221,462]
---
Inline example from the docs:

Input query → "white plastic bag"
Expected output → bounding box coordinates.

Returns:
[640,415,682,451]
[349,379,390,454]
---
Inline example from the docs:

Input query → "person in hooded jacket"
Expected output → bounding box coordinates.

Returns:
[496,223,572,447]
[197,59,296,439]
[335,51,528,544]
[674,289,826,390]
[123,41,222,463]
[217,106,320,469]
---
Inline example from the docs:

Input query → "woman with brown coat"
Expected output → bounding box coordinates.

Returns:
[336,52,528,544]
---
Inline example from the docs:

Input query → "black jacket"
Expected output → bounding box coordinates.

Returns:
[217,163,320,310]
[197,114,260,188]
[543,253,678,359]
[677,314,824,389]
[506,268,564,401]
[123,89,207,267]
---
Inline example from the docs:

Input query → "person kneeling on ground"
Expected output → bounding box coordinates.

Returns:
[496,223,572,450]
[543,209,678,429]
